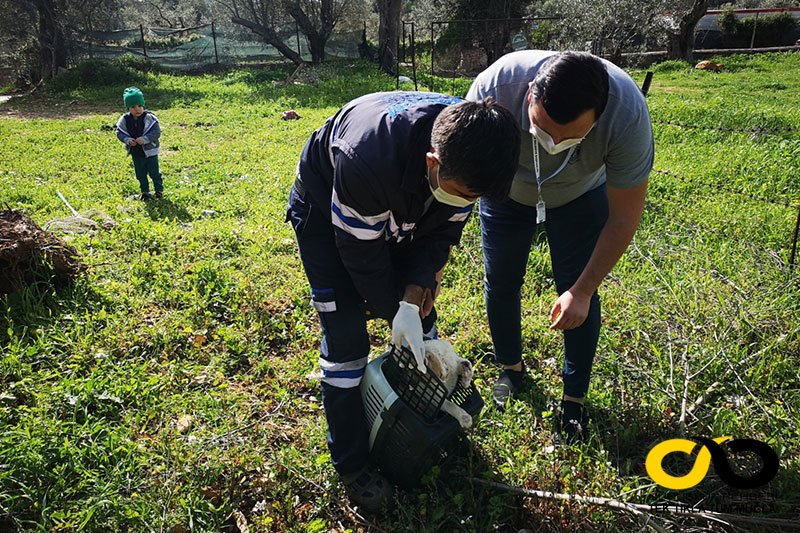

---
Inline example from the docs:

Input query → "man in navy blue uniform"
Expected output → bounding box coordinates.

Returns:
[287,92,520,511]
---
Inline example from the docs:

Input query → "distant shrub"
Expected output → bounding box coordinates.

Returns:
[46,59,142,93]
[114,54,171,74]
[718,8,797,47]
[45,56,171,93]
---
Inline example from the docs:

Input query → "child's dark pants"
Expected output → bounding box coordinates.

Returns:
[132,155,163,194]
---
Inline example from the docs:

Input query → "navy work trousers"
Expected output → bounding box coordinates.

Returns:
[287,185,436,475]
[479,184,608,399]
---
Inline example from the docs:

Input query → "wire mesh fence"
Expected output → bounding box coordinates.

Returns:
[68,23,363,70]
[651,123,800,272]
[419,17,561,93]
[396,11,799,92]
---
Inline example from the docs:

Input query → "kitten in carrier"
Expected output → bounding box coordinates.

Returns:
[423,339,475,429]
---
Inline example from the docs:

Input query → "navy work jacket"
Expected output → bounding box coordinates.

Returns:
[296,91,475,320]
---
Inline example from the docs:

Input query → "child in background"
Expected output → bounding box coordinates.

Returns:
[116,87,163,201]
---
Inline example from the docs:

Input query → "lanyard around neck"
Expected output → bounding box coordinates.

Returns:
[532,136,575,193]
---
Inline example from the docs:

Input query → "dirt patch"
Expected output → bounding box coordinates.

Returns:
[0,209,86,295]
[0,99,120,120]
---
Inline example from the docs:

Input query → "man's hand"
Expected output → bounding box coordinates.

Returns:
[128,138,137,146]
[391,301,426,372]
[549,289,591,330]
[551,181,648,331]
[135,137,145,145]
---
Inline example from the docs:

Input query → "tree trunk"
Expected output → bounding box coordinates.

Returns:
[377,0,401,74]
[307,34,325,64]
[36,0,68,79]
[231,16,306,65]
[285,1,332,65]
[666,0,708,62]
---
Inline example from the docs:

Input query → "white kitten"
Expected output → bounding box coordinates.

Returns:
[423,339,474,429]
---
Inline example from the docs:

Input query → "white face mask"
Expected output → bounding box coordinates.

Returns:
[530,124,586,155]
[428,166,474,208]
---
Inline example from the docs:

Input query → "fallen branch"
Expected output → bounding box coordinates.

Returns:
[687,380,720,416]
[233,508,250,533]
[678,346,690,437]
[718,346,773,424]
[687,333,789,418]
[472,478,800,530]
[471,478,669,533]
[197,400,286,446]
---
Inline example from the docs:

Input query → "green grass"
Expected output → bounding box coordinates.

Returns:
[1,54,799,532]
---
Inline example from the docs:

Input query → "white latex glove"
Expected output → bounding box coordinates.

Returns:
[391,301,426,372]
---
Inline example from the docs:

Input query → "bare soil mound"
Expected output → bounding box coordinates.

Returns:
[0,209,86,295]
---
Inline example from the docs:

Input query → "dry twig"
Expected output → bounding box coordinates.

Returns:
[471,478,669,533]
[679,347,690,437]
[473,478,800,531]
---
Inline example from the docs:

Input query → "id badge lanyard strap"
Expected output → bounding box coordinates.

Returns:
[532,137,575,224]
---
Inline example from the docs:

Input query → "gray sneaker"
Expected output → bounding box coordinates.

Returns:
[492,363,526,410]
[341,464,394,513]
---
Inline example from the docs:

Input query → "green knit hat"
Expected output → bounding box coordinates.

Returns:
[123,87,145,109]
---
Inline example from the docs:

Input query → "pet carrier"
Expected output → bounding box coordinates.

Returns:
[360,344,484,489]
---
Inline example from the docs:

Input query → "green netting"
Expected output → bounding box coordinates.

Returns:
[69,23,361,70]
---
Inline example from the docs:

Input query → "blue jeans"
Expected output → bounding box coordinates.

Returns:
[287,185,437,475]
[480,184,608,398]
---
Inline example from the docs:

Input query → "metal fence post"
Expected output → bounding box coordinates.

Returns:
[430,22,436,92]
[750,12,759,49]
[396,35,400,90]
[212,22,219,64]
[641,71,653,97]
[401,22,406,64]
[296,22,302,59]
[790,205,800,272]
[140,24,147,58]
[411,22,417,91]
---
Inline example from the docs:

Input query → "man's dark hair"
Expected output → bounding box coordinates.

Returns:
[431,98,520,201]
[532,52,609,124]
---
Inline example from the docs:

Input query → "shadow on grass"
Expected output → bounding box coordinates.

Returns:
[393,438,526,531]
[230,60,404,108]
[4,86,213,120]
[591,402,669,477]
[143,196,192,222]
[520,373,550,416]
[0,276,114,357]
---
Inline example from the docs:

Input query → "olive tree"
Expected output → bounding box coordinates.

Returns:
[220,0,350,64]
[545,0,709,63]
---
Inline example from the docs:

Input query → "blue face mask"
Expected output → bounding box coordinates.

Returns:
[427,166,474,208]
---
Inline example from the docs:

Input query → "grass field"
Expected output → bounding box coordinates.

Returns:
[1,53,799,532]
